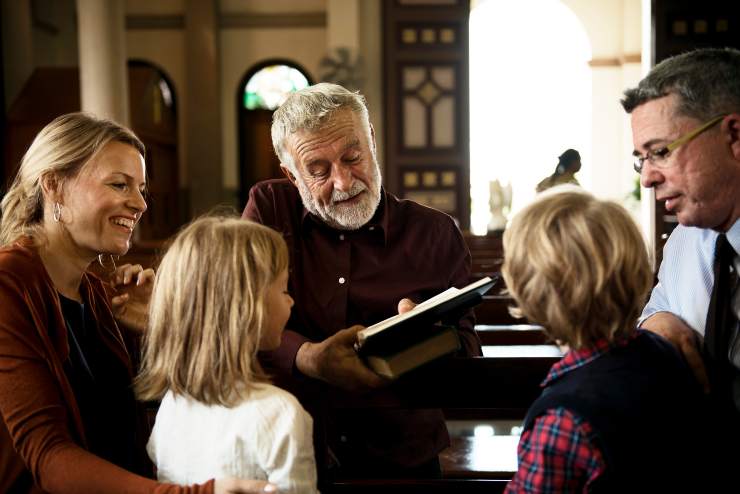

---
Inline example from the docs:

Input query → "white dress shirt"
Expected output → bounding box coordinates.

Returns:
[641,219,740,336]
[148,383,318,494]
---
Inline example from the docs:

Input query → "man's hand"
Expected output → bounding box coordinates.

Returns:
[641,311,709,393]
[109,264,155,334]
[214,478,277,493]
[397,298,417,314]
[295,325,388,391]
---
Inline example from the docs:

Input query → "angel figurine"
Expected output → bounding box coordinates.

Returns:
[487,179,512,232]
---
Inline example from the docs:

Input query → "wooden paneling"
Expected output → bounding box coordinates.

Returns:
[651,0,740,265]
[383,0,470,227]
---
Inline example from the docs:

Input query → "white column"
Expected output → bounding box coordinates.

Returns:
[76,0,129,124]
[184,0,222,213]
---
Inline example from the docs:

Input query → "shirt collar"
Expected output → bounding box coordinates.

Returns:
[726,218,740,256]
[542,331,639,387]
[299,188,389,244]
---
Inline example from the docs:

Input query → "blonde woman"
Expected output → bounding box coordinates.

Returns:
[136,216,317,494]
[502,189,710,493]
[0,113,276,494]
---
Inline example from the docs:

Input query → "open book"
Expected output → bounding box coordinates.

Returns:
[355,276,496,377]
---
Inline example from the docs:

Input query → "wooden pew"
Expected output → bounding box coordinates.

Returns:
[329,478,509,493]
[325,354,558,493]
[474,295,522,325]
[476,324,548,346]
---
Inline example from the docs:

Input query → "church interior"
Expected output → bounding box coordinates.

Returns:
[1,0,738,491]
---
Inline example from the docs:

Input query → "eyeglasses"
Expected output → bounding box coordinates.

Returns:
[632,114,726,173]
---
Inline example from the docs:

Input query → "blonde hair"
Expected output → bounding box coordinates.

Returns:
[501,189,652,350]
[0,112,144,246]
[135,216,289,407]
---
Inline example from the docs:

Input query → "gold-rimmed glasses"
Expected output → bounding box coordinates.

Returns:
[633,114,726,173]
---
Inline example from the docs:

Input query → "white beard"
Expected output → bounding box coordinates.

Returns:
[295,161,382,231]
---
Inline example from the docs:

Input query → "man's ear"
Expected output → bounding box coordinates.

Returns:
[280,165,298,186]
[369,123,377,156]
[724,113,740,161]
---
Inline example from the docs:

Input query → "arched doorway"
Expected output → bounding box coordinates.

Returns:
[127,59,180,241]
[469,0,592,233]
[237,60,312,206]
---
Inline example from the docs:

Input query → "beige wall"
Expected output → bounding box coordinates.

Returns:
[220,27,327,192]
[562,0,643,206]
[358,0,383,177]
[123,0,385,207]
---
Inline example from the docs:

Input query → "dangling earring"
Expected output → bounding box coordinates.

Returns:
[98,254,118,274]
[53,202,62,222]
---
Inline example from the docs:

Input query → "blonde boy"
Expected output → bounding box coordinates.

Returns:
[502,189,709,493]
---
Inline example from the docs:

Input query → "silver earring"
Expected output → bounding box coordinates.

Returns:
[53,202,62,222]
[98,254,118,274]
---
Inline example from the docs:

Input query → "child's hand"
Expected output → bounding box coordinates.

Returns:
[214,478,277,493]
[110,264,155,334]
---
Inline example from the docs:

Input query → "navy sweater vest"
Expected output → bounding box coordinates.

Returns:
[523,331,712,493]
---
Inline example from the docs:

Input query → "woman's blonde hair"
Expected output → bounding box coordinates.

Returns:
[0,112,144,246]
[501,188,652,350]
[135,216,289,407]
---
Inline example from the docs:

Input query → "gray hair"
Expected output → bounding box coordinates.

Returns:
[271,83,370,173]
[621,48,740,120]
[0,112,145,246]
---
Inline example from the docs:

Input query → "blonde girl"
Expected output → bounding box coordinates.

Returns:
[136,216,317,494]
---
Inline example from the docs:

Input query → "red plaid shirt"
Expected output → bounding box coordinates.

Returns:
[505,335,637,493]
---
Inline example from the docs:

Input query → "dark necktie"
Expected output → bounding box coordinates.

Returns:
[704,233,740,411]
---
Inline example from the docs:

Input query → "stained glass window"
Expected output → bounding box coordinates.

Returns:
[243,65,310,110]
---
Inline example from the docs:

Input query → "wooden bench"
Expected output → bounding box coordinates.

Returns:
[328,478,509,493]
[476,324,548,346]
[474,295,522,325]
[325,354,558,493]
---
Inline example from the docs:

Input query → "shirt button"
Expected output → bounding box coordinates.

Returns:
[368,226,375,231]
[338,277,346,284]
[339,234,345,241]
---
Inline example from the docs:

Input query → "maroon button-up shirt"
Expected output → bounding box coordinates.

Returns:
[243,178,481,470]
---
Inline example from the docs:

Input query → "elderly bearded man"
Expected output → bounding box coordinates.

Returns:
[242,83,481,480]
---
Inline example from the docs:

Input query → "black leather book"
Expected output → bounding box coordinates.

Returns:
[355,276,496,377]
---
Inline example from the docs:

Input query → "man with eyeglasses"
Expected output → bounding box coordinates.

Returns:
[621,48,740,450]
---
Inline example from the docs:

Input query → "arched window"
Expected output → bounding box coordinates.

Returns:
[243,64,311,110]
[238,61,312,205]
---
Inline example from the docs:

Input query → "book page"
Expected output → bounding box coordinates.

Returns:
[357,277,492,343]
[414,287,459,310]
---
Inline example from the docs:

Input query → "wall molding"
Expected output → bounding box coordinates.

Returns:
[220,12,326,29]
[125,12,326,30]
[126,15,184,30]
[589,53,641,67]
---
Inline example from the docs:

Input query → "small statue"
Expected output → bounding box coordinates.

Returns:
[488,179,512,232]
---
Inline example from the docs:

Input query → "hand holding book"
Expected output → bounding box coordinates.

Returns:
[355,277,496,378]
[295,325,389,391]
